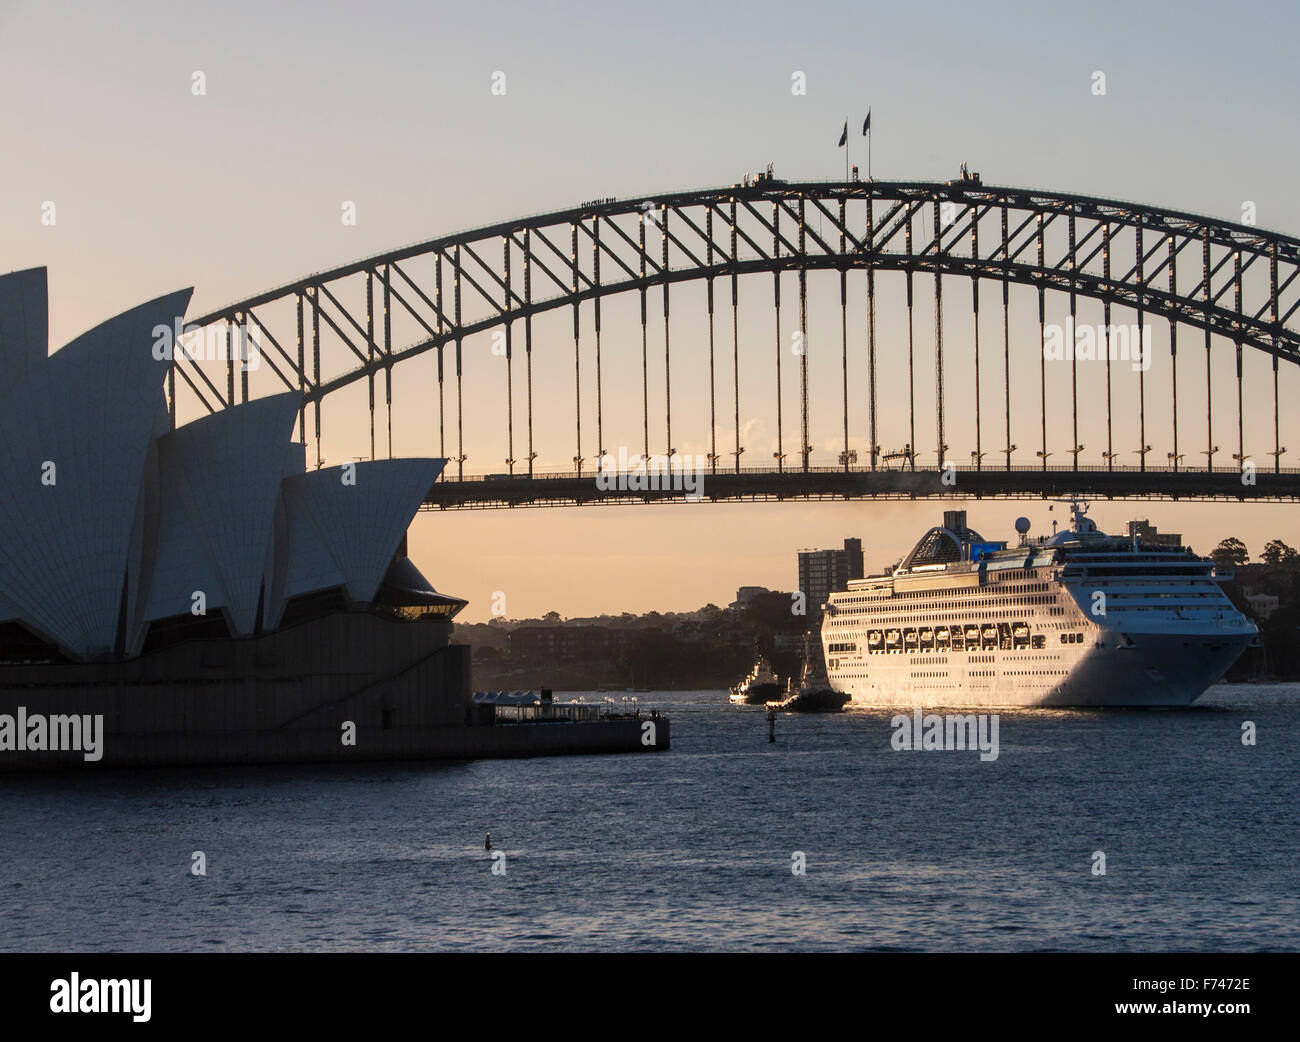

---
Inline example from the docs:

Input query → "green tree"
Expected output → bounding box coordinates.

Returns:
[1211,537,1250,568]
[1260,539,1299,569]
[741,590,806,636]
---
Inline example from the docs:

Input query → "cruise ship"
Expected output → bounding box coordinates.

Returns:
[820,505,1257,707]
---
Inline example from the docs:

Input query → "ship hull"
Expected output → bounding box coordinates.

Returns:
[1038,630,1254,707]
[831,630,1254,709]
[729,683,783,705]
[769,687,851,712]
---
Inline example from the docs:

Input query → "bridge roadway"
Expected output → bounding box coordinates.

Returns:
[421,465,1300,509]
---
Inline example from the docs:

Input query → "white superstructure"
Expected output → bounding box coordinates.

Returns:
[820,505,1256,707]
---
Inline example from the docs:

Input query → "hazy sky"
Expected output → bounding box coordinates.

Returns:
[4,0,1299,621]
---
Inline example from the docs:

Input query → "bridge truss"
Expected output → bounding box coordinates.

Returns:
[172,178,1300,506]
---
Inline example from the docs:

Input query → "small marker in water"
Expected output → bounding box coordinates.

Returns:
[768,709,776,744]
[485,832,492,851]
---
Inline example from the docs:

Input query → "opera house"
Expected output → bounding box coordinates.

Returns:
[0,267,474,768]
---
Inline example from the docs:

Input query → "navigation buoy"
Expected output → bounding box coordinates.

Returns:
[485,832,492,851]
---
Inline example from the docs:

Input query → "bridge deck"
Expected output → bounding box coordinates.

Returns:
[421,466,1300,509]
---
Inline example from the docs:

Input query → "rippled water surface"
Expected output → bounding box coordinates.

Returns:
[1,684,1296,951]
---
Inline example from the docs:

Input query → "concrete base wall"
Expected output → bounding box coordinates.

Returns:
[0,718,670,771]
[0,611,668,771]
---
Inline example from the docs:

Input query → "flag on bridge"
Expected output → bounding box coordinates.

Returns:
[837,120,847,147]
[863,110,871,135]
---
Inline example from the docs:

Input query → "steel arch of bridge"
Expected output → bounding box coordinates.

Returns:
[171,177,1300,499]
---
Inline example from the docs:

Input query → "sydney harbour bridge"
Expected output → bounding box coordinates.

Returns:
[169,174,1300,508]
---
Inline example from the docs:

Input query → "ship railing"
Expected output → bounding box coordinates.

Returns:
[493,703,605,724]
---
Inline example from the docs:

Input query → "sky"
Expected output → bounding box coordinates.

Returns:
[4,0,1299,621]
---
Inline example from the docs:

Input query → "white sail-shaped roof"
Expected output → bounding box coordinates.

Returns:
[280,459,446,604]
[140,446,226,625]
[0,270,48,627]
[0,590,22,627]
[0,286,192,657]
[0,272,453,658]
[259,439,309,631]
[147,392,302,635]
[0,268,49,627]
[0,267,48,397]
[277,487,348,599]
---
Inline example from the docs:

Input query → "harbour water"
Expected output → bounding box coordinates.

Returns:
[1,684,1296,951]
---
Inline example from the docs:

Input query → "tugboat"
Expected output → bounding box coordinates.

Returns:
[768,635,849,713]
[729,653,783,705]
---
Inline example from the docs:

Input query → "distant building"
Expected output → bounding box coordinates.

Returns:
[844,538,865,580]
[508,625,633,661]
[1127,519,1183,548]
[730,586,772,610]
[1242,589,1280,620]
[797,538,865,619]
